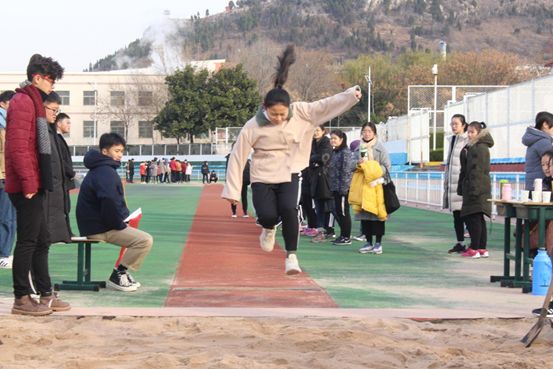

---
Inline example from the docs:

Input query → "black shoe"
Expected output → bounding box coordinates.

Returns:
[106,269,138,292]
[333,236,352,246]
[448,243,466,254]
[532,301,553,317]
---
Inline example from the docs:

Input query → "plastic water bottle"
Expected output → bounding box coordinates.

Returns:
[501,183,512,201]
[532,248,552,296]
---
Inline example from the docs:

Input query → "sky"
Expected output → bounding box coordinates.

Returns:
[1,0,229,72]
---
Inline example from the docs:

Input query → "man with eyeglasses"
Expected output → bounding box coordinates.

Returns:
[4,54,69,316]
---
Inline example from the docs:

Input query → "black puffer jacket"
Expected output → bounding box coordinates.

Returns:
[458,129,494,218]
[309,136,333,200]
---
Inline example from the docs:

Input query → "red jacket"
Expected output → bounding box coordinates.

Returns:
[5,89,40,194]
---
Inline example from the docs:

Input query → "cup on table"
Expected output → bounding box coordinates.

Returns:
[521,190,530,202]
[533,191,543,203]
[543,191,552,203]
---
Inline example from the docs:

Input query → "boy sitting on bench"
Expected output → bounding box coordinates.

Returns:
[76,133,153,292]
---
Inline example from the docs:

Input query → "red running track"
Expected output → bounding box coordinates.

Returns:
[165,184,337,308]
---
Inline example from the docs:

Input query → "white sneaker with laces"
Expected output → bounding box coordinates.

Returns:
[259,228,276,252]
[285,254,302,275]
[0,255,13,269]
[370,244,383,255]
[126,272,141,288]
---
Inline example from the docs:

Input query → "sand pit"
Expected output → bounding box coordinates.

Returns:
[1,315,553,369]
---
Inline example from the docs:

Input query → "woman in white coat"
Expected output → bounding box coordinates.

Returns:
[443,114,469,254]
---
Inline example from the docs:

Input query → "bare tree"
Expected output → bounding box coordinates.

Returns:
[229,40,342,99]
[96,73,168,143]
[288,48,342,101]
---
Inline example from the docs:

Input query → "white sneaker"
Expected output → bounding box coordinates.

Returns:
[358,244,374,254]
[370,244,383,255]
[231,214,237,218]
[285,254,302,275]
[259,228,276,252]
[242,214,249,218]
[0,255,13,269]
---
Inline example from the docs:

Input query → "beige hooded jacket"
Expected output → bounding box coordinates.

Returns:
[222,86,360,201]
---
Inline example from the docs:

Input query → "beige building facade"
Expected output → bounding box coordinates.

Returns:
[0,59,225,158]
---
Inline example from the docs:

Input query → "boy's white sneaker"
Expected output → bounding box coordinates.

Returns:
[259,228,276,252]
[285,254,302,275]
[0,255,13,269]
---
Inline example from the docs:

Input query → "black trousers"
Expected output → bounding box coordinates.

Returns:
[453,210,465,243]
[202,173,209,184]
[9,192,52,298]
[463,212,487,250]
[252,174,300,252]
[231,183,249,215]
[300,193,317,229]
[333,193,351,238]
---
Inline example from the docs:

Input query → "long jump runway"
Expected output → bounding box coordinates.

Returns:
[165,184,337,308]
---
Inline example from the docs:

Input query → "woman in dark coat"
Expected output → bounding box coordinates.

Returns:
[457,121,494,259]
[327,129,354,245]
[309,125,334,242]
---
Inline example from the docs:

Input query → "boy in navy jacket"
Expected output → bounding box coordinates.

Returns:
[76,133,153,292]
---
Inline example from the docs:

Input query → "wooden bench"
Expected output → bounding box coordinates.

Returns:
[54,237,106,292]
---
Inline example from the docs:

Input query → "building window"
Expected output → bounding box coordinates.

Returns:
[83,121,96,138]
[83,91,96,106]
[110,121,125,137]
[138,121,153,138]
[110,91,125,106]
[138,91,153,106]
[57,91,70,105]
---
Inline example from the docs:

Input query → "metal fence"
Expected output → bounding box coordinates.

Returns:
[392,171,525,215]
[444,74,553,160]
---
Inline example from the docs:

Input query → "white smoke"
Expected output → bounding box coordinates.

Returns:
[141,11,191,74]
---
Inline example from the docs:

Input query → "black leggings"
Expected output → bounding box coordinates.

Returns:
[252,174,300,252]
[361,220,385,245]
[231,183,249,215]
[333,193,351,238]
[453,210,465,243]
[463,212,487,250]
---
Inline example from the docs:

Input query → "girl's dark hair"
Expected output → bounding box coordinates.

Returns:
[263,45,296,108]
[535,111,553,130]
[451,114,468,132]
[26,54,64,82]
[468,121,486,133]
[361,122,377,135]
[543,149,553,159]
[330,129,348,150]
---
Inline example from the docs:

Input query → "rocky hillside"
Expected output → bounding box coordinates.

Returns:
[87,0,553,71]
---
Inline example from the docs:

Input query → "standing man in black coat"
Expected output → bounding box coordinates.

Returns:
[55,112,75,237]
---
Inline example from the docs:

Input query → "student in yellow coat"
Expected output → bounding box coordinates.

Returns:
[349,122,390,255]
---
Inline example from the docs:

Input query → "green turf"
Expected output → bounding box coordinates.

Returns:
[0,184,202,307]
[0,186,504,309]
[291,206,503,308]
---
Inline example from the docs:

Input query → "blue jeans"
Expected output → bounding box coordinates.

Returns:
[0,186,17,257]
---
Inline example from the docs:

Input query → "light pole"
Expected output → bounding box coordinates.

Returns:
[432,64,438,150]
[364,66,372,122]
